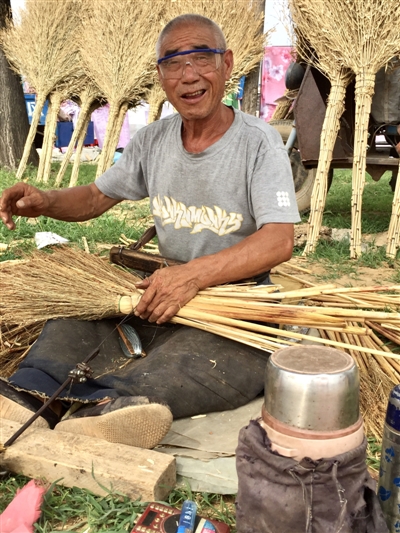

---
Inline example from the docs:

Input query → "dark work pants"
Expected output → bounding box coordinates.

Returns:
[7,318,270,419]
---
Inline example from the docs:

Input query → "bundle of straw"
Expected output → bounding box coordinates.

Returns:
[1,246,400,440]
[288,0,354,255]
[332,0,400,258]
[0,0,80,179]
[37,74,86,184]
[78,0,165,178]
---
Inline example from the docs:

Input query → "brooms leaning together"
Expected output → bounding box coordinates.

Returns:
[289,0,400,258]
[1,246,400,440]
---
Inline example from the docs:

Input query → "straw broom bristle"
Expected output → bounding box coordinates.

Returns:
[0,0,81,180]
[1,246,400,442]
[288,1,354,255]
[77,0,165,177]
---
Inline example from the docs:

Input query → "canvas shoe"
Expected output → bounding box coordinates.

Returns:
[54,396,173,449]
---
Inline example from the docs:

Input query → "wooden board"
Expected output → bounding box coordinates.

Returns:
[0,419,176,501]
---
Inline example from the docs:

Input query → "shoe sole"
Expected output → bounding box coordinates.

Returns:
[54,403,173,449]
[0,394,50,429]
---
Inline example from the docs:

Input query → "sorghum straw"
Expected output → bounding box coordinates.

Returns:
[333,0,400,258]
[1,246,400,441]
[386,161,400,258]
[288,0,354,255]
[54,79,104,188]
[77,0,165,178]
[0,0,80,180]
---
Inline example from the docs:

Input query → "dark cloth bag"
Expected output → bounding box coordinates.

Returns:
[235,420,389,533]
[7,318,270,419]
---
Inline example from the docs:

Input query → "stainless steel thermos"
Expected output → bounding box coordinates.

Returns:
[378,384,400,532]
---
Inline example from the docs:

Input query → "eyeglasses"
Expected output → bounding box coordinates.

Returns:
[157,48,225,79]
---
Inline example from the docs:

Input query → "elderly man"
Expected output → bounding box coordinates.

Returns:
[0,14,300,449]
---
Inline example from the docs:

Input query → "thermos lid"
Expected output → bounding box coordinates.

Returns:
[264,345,360,432]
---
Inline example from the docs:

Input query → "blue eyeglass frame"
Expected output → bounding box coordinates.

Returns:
[157,48,226,65]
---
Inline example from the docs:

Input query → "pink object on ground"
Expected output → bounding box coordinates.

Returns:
[0,479,47,533]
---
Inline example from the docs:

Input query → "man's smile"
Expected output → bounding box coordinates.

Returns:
[181,89,206,100]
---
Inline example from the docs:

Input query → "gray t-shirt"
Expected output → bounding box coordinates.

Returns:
[95,108,300,262]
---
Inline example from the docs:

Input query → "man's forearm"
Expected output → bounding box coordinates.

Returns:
[41,184,119,221]
[0,182,120,229]
[187,223,294,289]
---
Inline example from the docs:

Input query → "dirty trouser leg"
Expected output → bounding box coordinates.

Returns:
[6,318,270,419]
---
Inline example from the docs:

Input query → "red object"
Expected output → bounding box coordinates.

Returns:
[0,479,47,533]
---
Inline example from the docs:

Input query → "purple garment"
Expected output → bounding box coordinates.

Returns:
[91,104,130,149]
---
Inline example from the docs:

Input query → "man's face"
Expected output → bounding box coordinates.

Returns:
[157,23,233,122]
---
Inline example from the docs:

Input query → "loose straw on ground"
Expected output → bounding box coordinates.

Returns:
[0,0,80,180]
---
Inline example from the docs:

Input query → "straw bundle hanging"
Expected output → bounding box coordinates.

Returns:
[0,0,80,180]
[146,81,168,124]
[332,0,400,258]
[37,74,87,184]
[78,0,165,178]
[288,0,354,255]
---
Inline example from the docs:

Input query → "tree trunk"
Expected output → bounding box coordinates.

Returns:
[240,0,265,117]
[0,0,39,170]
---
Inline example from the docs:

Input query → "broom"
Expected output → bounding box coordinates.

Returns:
[288,0,354,255]
[332,0,400,258]
[2,247,400,441]
[77,0,164,178]
[1,246,400,356]
[54,78,105,188]
[0,0,80,180]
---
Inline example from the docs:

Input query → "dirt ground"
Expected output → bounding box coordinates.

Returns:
[274,224,398,290]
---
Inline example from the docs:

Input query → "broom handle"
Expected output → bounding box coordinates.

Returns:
[3,347,100,449]
[350,72,376,258]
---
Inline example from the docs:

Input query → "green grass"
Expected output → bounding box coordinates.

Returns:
[0,164,151,260]
[295,168,399,274]
[0,473,236,533]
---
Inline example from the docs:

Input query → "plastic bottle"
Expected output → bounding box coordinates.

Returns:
[177,500,197,533]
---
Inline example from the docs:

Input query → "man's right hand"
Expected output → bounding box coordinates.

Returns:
[0,182,49,230]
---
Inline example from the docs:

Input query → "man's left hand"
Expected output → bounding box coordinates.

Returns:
[134,265,200,324]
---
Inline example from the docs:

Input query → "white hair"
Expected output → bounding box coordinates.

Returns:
[156,14,227,59]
